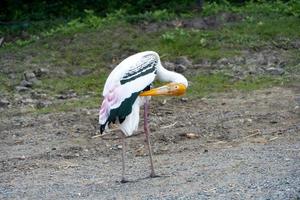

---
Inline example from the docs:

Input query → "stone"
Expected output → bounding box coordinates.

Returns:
[18,155,26,160]
[0,37,4,47]
[72,68,92,76]
[219,12,242,23]
[267,54,280,65]
[265,67,285,75]
[21,98,35,104]
[278,61,286,68]
[0,99,10,107]
[175,56,192,67]
[217,57,229,65]
[245,57,257,65]
[257,53,267,65]
[193,60,213,70]
[291,39,300,49]
[56,91,77,99]
[20,80,33,88]
[163,61,175,71]
[55,69,67,77]
[15,86,30,92]
[185,133,199,139]
[34,68,49,77]
[8,73,17,79]
[181,97,188,102]
[36,101,52,109]
[183,17,206,29]
[31,91,47,99]
[233,56,246,65]
[24,71,36,81]
[175,64,187,73]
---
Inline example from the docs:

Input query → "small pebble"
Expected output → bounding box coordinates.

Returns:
[19,155,26,160]
[185,133,199,139]
[181,97,188,102]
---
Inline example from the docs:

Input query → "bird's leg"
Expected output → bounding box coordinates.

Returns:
[143,98,157,178]
[121,133,129,183]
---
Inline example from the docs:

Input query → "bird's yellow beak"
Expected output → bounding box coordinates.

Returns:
[139,83,187,96]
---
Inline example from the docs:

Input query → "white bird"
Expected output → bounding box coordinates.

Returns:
[99,51,188,183]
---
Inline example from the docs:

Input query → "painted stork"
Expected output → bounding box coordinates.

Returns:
[99,51,188,183]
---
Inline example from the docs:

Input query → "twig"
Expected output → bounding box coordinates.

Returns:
[91,134,104,139]
[243,132,260,139]
[91,128,119,138]
[269,136,278,141]
[213,141,227,145]
[161,121,178,129]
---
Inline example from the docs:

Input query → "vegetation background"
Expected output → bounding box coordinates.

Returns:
[0,1,300,199]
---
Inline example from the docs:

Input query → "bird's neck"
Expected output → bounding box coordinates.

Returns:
[157,64,188,87]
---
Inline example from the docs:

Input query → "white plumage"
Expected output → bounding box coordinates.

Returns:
[99,51,187,136]
[99,51,188,182]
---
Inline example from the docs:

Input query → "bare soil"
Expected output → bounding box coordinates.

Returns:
[1,86,299,199]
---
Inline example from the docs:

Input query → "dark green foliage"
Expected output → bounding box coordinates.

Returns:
[0,0,195,21]
[1,0,299,23]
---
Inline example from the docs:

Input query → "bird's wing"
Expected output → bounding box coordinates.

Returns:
[99,53,158,133]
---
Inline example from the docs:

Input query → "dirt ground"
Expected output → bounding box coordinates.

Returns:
[1,86,299,199]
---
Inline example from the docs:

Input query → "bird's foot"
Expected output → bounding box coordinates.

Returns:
[149,172,161,178]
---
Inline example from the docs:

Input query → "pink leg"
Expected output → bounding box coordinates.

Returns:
[144,98,156,177]
[121,133,129,183]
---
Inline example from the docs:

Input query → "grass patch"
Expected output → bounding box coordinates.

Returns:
[2,1,300,63]
[2,0,300,50]
[1,1,299,114]
[34,73,290,114]
[219,15,300,49]
[188,73,288,97]
[35,97,100,114]
[36,73,107,96]
[134,28,240,60]
[0,74,13,93]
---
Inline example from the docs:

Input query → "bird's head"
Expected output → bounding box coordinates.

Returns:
[139,83,187,96]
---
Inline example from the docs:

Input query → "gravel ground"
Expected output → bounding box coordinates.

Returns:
[1,87,300,200]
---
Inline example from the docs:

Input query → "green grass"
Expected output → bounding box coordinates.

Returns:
[135,28,240,60]
[32,72,289,114]
[0,74,13,93]
[2,1,300,61]
[219,16,300,49]
[33,73,107,113]
[1,1,299,114]
[36,73,107,96]
[35,97,100,114]
[188,73,288,97]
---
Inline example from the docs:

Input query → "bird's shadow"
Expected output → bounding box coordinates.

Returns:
[116,174,170,184]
